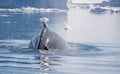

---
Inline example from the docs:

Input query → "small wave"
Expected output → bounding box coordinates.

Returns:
[0,39,30,46]
[84,42,120,50]
[0,39,30,51]
[69,42,101,52]
[0,14,9,17]
[0,39,30,44]
[0,7,67,14]
[0,53,38,59]
[4,21,11,24]
[0,62,40,69]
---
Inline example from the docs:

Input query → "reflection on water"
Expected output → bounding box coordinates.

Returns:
[0,8,120,74]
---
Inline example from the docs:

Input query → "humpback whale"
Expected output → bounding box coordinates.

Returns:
[30,18,70,52]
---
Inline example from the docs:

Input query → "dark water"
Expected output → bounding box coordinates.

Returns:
[0,8,120,74]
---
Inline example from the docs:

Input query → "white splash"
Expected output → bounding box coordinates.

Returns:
[40,17,49,23]
[63,24,72,32]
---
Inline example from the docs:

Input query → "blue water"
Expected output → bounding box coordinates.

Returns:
[0,0,68,9]
[0,8,120,74]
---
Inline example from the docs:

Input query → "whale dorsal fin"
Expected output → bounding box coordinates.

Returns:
[40,17,49,28]
[43,22,47,28]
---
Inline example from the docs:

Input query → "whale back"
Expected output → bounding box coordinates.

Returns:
[30,24,70,51]
[38,27,70,50]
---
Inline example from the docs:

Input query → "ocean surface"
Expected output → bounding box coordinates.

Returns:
[0,7,120,74]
